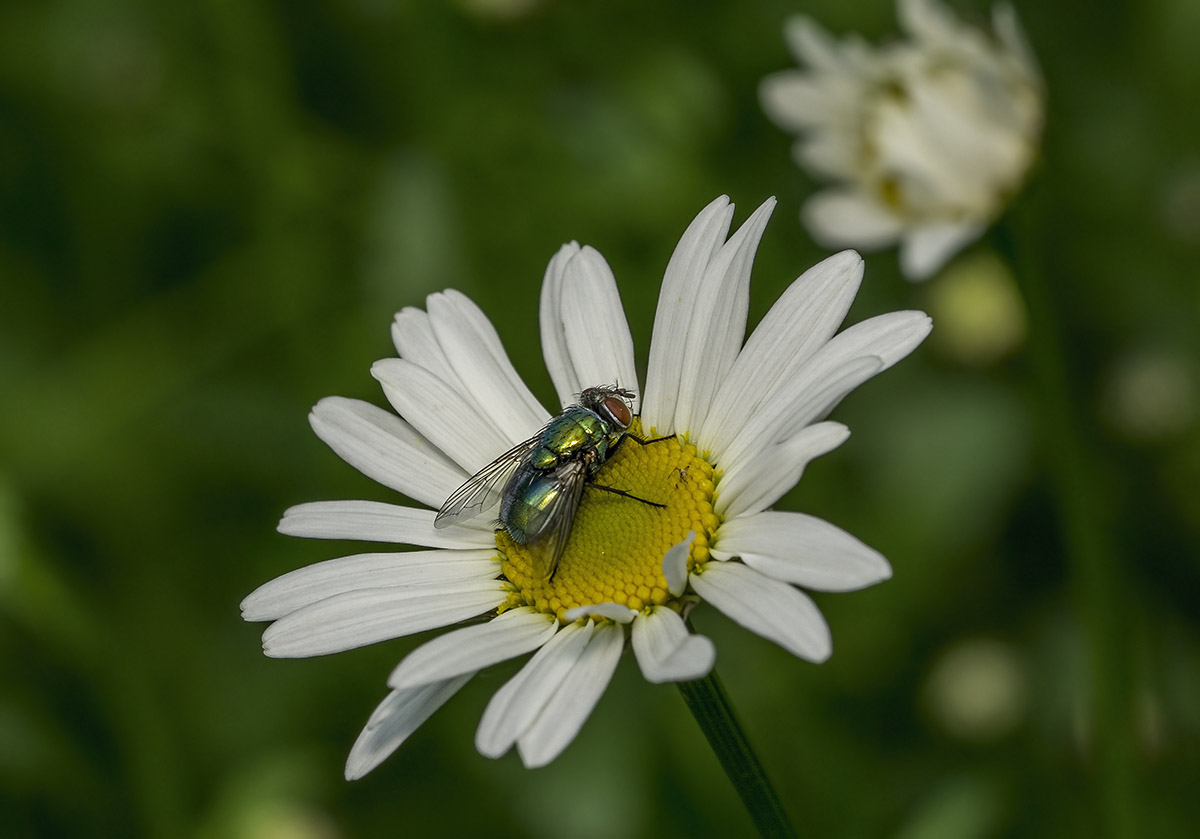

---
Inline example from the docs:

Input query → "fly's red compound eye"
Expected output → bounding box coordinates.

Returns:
[603,396,631,428]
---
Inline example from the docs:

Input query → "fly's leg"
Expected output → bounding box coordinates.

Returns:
[585,483,666,508]
[595,431,675,505]
[628,434,676,446]
[609,431,675,457]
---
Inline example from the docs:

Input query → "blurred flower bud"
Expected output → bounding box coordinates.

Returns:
[927,251,1026,364]
[1101,350,1197,443]
[923,637,1028,742]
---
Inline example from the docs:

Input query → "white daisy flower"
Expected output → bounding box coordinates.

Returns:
[760,0,1044,281]
[242,195,931,777]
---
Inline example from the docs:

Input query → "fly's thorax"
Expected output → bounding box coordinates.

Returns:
[497,419,720,624]
[532,407,616,470]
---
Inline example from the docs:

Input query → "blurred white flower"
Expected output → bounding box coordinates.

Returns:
[761,0,1043,280]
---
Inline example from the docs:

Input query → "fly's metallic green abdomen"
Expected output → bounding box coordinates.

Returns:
[499,463,566,544]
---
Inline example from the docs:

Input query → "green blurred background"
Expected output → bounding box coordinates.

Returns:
[2,0,1198,836]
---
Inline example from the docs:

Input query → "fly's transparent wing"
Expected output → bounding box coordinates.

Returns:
[434,436,540,529]
[527,459,588,581]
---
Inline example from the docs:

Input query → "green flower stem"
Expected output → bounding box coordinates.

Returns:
[677,669,797,839]
[997,207,1137,837]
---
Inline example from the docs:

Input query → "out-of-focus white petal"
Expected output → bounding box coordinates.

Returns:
[715,422,851,520]
[898,0,959,44]
[260,579,506,658]
[475,621,592,759]
[426,290,549,445]
[674,198,776,436]
[345,675,472,780]
[992,3,1042,81]
[310,397,465,509]
[802,191,906,249]
[631,607,716,683]
[516,623,624,768]
[783,16,845,71]
[372,358,513,474]
[690,562,832,663]
[899,223,984,281]
[278,501,493,547]
[712,511,892,591]
[539,242,584,408]
[559,247,640,408]
[388,607,557,690]
[760,73,838,131]
[641,197,734,434]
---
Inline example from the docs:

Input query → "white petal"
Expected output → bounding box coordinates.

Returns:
[802,190,906,250]
[344,675,472,780]
[892,76,1022,198]
[388,607,558,690]
[711,511,892,592]
[993,4,1041,82]
[662,532,695,597]
[260,579,506,658]
[898,0,958,44]
[475,621,592,759]
[718,310,931,467]
[278,501,493,547]
[782,16,844,71]
[563,602,637,624]
[899,223,982,281]
[539,242,584,408]
[759,73,837,132]
[641,196,734,434]
[559,247,640,407]
[631,607,716,683]
[674,198,776,436]
[310,397,465,509]
[717,355,879,472]
[690,562,832,663]
[715,422,850,520]
[698,250,864,459]
[391,307,469,399]
[516,623,624,768]
[372,358,513,475]
[814,309,934,374]
[426,290,549,445]
[777,354,884,437]
[795,131,862,180]
[242,549,499,621]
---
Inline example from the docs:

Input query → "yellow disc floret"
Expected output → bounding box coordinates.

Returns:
[499,420,717,623]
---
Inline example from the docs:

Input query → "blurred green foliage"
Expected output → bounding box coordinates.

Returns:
[1,0,1198,837]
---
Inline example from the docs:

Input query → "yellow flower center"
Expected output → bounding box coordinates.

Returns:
[498,420,718,623]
